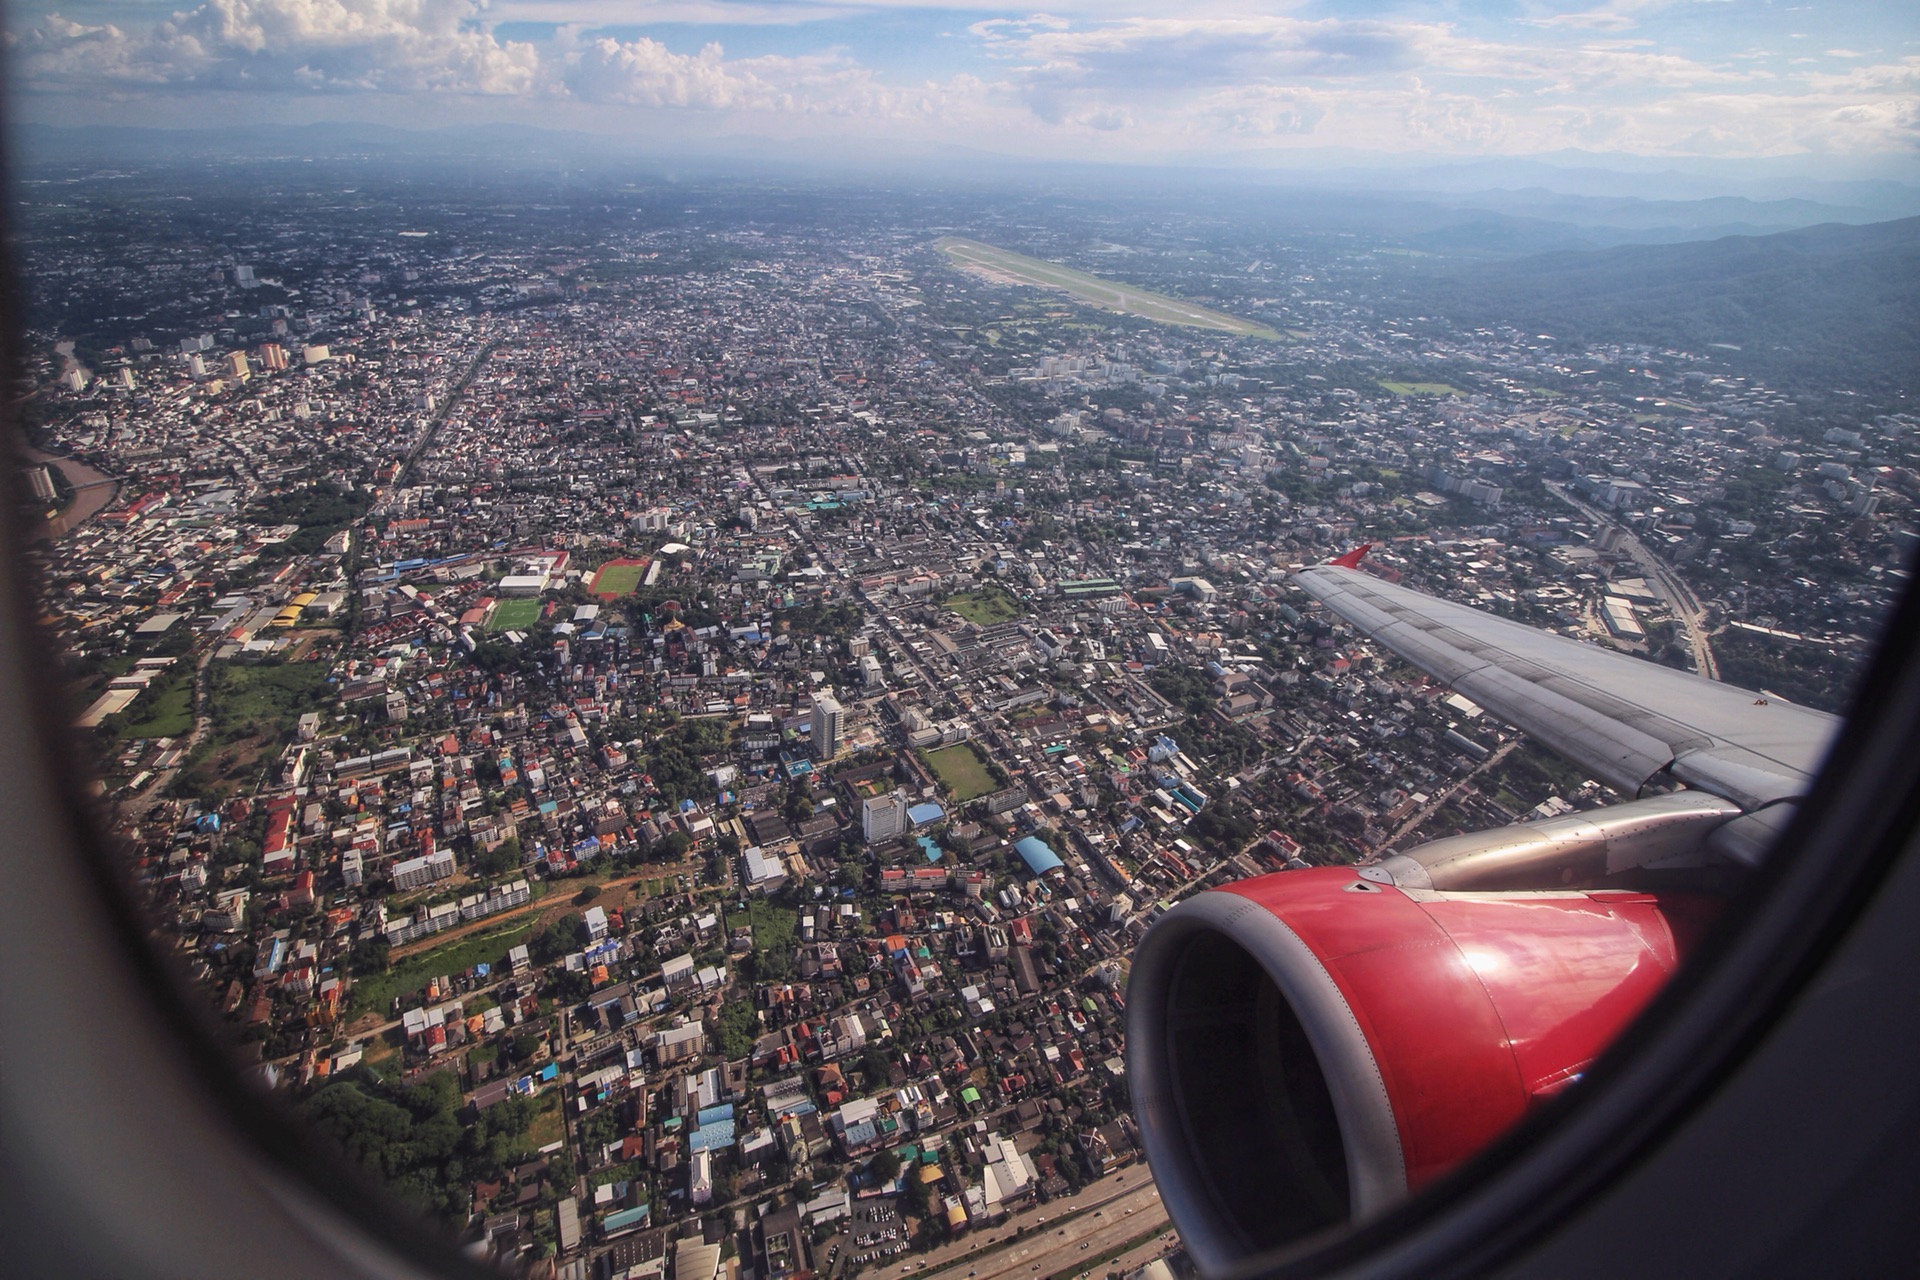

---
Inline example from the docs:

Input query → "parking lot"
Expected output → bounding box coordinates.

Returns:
[836,1198,907,1273]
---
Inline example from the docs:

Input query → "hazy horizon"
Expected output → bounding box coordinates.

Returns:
[10,1,1920,187]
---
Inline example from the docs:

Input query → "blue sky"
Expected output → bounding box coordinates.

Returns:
[9,1,1918,169]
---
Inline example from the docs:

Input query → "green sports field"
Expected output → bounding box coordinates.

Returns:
[942,587,1024,625]
[921,742,998,802]
[590,559,649,596]
[487,598,544,632]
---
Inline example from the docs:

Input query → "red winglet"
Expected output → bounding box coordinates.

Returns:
[1329,543,1372,570]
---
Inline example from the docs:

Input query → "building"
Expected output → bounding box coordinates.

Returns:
[26,466,56,503]
[661,953,696,992]
[1601,597,1646,641]
[1013,836,1065,876]
[391,848,455,891]
[862,790,908,844]
[743,847,788,893]
[655,1022,706,1066]
[811,691,844,760]
[497,574,549,598]
[674,1234,721,1280]
[980,1132,1038,1214]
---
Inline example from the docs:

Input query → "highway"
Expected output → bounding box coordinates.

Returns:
[1545,481,1719,679]
[907,1178,1169,1280]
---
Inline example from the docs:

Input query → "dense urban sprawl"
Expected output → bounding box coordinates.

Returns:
[16,166,1914,1280]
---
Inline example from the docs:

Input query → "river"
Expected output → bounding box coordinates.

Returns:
[22,446,119,539]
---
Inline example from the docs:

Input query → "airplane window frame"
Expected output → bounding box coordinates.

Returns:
[1,140,1917,1280]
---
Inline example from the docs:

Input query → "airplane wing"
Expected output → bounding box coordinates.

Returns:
[1293,553,1839,810]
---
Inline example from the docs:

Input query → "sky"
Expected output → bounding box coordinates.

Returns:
[8,1,1919,170]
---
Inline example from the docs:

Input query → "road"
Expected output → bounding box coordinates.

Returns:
[117,648,216,821]
[1383,738,1520,849]
[910,1179,1168,1280]
[382,859,708,962]
[1545,480,1718,679]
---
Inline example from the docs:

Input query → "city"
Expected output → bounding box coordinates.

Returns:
[14,157,1914,1280]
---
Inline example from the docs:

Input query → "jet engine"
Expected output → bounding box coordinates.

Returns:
[1126,805,1731,1275]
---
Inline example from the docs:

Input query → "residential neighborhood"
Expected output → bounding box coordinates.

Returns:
[15,160,1914,1280]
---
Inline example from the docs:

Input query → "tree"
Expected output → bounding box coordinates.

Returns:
[902,1169,931,1217]
[869,1148,901,1184]
[531,913,585,963]
[347,937,391,975]
[472,835,521,877]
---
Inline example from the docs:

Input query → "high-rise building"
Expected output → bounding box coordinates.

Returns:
[811,691,844,760]
[862,790,908,844]
[224,351,250,381]
[257,343,288,371]
[26,466,56,503]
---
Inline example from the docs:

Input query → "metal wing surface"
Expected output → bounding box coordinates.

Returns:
[1294,564,1840,810]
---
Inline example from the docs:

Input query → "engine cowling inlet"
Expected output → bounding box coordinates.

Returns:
[1126,867,1713,1274]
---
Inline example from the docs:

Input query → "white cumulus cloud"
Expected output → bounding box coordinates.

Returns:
[16,1,541,95]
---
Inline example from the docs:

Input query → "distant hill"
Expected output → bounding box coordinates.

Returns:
[1401,217,1920,392]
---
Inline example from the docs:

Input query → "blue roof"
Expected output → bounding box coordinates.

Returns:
[687,1105,738,1153]
[689,1118,736,1153]
[603,1206,651,1233]
[907,802,945,825]
[1015,836,1065,875]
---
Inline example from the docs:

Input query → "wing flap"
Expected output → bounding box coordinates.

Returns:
[1296,563,1839,807]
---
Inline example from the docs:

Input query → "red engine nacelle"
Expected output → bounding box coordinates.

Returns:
[1125,867,1717,1273]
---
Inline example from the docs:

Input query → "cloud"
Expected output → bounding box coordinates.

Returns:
[977,16,1430,89]
[562,34,990,123]
[7,2,1917,162]
[1196,86,1326,137]
[16,1,542,95]
[565,36,746,107]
